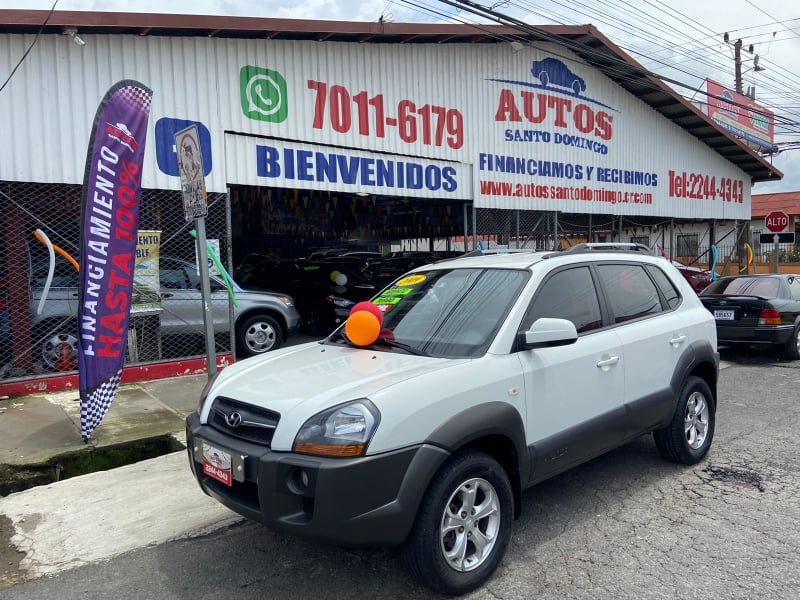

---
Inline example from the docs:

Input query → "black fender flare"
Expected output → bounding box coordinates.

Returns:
[425,401,530,517]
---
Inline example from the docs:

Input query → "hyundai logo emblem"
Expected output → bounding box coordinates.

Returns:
[226,411,243,428]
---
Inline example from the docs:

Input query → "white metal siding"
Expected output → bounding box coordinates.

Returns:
[0,31,752,220]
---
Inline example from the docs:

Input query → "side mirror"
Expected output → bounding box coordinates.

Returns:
[518,317,578,350]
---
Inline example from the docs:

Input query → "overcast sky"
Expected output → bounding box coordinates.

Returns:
[2,0,798,193]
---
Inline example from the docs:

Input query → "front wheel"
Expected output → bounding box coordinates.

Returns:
[654,375,715,464]
[403,450,513,596]
[36,324,79,372]
[236,314,283,358]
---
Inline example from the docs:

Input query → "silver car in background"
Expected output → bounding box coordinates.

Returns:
[25,255,301,371]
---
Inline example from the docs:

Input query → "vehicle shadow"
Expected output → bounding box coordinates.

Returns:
[147,436,695,599]
[718,345,796,366]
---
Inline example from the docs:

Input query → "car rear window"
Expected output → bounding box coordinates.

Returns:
[703,276,780,299]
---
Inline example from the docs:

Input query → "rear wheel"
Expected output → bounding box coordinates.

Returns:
[236,314,282,358]
[783,323,800,360]
[654,375,715,464]
[403,450,513,596]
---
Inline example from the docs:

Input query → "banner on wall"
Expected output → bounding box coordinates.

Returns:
[134,230,161,311]
[225,133,472,200]
[78,80,153,442]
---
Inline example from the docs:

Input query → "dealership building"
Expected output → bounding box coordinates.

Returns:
[0,10,783,388]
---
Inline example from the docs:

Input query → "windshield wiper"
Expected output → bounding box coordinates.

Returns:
[373,338,429,357]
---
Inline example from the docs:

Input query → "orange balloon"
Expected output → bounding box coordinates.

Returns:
[345,310,381,346]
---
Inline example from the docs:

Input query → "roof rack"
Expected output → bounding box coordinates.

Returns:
[559,243,652,255]
[458,248,541,258]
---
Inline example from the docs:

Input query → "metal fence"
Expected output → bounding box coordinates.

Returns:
[2,191,797,383]
[0,181,232,381]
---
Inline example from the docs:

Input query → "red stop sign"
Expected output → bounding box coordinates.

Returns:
[765,211,789,233]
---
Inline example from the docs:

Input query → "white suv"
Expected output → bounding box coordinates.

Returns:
[186,244,719,596]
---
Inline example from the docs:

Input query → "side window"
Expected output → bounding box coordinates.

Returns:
[160,262,188,289]
[646,264,681,309]
[597,264,662,323]
[524,266,603,334]
[184,264,201,290]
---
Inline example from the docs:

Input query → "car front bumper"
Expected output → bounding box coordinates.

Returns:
[185,413,449,547]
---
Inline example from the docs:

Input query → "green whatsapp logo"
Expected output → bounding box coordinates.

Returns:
[240,66,288,123]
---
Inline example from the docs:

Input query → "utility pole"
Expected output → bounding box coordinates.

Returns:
[723,32,763,273]
[733,38,743,93]
[724,33,763,96]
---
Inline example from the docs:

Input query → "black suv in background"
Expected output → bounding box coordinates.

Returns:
[236,256,376,336]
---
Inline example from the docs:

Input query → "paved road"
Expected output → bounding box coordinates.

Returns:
[2,349,799,599]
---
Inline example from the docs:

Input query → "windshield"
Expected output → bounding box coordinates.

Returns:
[329,267,529,358]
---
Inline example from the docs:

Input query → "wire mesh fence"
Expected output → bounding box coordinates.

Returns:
[2,188,797,384]
[0,181,233,381]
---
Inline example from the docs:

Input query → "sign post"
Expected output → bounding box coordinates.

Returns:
[175,125,216,379]
[765,210,789,274]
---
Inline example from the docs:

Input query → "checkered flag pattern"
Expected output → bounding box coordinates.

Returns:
[80,370,122,442]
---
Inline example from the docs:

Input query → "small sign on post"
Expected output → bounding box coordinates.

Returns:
[175,124,208,222]
[763,211,791,275]
[175,124,216,378]
[765,210,789,234]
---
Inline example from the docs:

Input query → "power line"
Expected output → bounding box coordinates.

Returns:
[478,0,800,136]
[0,0,61,95]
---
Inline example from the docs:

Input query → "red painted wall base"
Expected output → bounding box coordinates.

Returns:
[0,354,234,399]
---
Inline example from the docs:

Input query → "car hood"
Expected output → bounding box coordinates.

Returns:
[202,341,464,438]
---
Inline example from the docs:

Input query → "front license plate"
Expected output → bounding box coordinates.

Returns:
[201,442,233,487]
[714,309,735,321]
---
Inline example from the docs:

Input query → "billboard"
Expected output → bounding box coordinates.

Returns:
[705,79,776,153]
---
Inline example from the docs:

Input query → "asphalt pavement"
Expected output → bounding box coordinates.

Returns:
[3,349,799,597]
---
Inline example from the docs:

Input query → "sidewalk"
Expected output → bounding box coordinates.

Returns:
[0,372,245,587]
[0,373,207,475]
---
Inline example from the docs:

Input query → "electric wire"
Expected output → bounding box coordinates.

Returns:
[0,0,61,95]
[420,0,800,143]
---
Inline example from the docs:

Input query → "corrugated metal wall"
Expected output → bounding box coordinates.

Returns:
[0,31,752,221]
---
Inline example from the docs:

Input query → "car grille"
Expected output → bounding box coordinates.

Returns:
[208,396,280,446]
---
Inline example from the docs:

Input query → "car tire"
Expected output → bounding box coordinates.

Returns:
[402,450,513,596]
[236,314,283,358]
[38,327,79,372]
[301,305,325,337]
[654,375,715,465]
[783,323,800,360]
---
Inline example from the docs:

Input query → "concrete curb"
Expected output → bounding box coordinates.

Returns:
[2,451,242,579]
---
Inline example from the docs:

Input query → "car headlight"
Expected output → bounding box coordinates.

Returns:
[197,372,220,414]
[276,295,294,308]
[326,295,355,309]
[293,399,380,457]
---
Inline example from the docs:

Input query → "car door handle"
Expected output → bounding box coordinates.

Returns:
[596,355,619,368]
[669,335,687,345]
[161,293,173,299]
